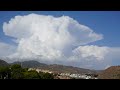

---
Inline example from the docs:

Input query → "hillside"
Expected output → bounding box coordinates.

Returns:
[10,60,47,68]
[10,60,97,74]
[0,59,9,67]
[98,66,120,79]
[38,64,97,74]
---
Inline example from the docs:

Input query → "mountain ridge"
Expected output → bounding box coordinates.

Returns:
[10,60,99,74]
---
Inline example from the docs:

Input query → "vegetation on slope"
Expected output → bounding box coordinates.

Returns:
[0,64,54,79]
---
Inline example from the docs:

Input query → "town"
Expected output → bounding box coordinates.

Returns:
[28,68,98,79]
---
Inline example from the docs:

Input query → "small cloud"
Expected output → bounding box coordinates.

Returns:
[105,65,111,69]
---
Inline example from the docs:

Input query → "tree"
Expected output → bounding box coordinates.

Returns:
[10,64,24,79]
[39,72,54,79]
[0,64,55,79]
[0,66,11,79]
[23,70,40,79]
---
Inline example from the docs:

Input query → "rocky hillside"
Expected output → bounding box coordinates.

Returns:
[98,66,120,79]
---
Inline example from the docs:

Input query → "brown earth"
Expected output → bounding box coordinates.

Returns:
[98,66,120,79]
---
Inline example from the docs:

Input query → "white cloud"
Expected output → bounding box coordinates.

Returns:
[72,45,109,60]
[1,13,120,69]
[3,14,103,45]
[68,46,120,69]
[3,14,103,60]
[105,65,111,69]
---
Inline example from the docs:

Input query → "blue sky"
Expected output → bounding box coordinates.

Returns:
[0,11,120,69]
[0,11,120,47]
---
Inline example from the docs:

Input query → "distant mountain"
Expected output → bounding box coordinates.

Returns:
[10,60,98,74]
[0,59,9,67]
[98,66,120,79]
[10,60,47,68]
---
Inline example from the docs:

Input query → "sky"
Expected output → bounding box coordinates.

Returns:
[0,11,120,70]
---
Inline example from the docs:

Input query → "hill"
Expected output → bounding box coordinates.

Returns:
[10,60,98,74]
[98,66,120,79]
[10,60,47,68]
[39,64,97,74]
[0,59,9,67]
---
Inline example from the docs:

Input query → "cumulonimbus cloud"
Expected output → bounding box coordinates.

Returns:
[0,13,119,69]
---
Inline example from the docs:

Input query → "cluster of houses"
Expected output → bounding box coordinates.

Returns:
[60,73,98,79]
[28,68,53,74]
[28,68,98,79]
